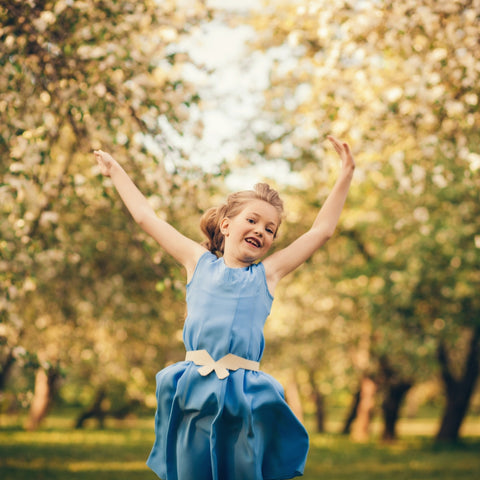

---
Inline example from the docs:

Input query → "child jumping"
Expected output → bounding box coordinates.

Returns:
[94,135,355,480]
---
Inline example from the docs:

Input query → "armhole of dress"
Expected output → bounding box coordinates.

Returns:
[186,251,213,288]
[258,262,274,301]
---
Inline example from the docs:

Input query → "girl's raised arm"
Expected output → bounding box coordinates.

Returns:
[94,150,206,280]
[263,136,355,292]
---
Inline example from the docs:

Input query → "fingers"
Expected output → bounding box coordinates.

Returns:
[327,136,355,172]
[94,150,110,165]
[327,135,348,157]
[94,151,104,166]
[93,149,111,176]
[341,141,352,159]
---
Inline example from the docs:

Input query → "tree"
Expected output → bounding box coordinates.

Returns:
[241,0,480,440]
[0,0,213,427]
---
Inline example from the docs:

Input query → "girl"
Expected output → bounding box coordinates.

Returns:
[94,135,355,480]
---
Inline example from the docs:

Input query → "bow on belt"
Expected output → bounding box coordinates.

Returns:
[185,350,260,380]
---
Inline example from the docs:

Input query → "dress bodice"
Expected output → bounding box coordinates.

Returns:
[183,252,273,362]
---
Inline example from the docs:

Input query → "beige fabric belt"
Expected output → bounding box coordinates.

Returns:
[185,349,260,380]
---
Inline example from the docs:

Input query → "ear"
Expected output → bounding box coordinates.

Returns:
[220,217,230,236]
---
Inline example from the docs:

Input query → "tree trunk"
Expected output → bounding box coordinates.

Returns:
[308,370,325,433]
[436,326,480,442]
[381,381,412,441]
[75,388,107,429]
[25,366,59,431]
[0,349,15,391]
[379,355,413,442]
[341,387,361,435]
[350,375,377,442]
[285,371,304,423]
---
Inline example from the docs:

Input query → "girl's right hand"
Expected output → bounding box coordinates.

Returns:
[94,149,118,176]
[327,136,355,176]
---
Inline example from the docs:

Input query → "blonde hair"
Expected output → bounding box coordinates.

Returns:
[200,183,284,255]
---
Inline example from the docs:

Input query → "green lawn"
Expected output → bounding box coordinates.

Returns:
[1,414,479,480]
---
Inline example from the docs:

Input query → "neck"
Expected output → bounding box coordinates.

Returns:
[222,253,252,269]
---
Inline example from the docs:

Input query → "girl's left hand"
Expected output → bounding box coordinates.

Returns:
[327,135,355,174]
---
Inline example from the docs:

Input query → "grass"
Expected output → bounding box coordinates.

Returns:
[305,435,480,480]
[0,413,479,480]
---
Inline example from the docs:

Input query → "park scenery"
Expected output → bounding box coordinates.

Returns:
[1,0,479,479]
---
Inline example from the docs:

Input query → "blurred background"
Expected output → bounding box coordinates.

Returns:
[1,0,479,462]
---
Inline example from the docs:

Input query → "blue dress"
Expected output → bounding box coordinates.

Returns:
[147,252,309,480]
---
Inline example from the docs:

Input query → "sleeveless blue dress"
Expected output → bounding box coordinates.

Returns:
[147,251,309,480]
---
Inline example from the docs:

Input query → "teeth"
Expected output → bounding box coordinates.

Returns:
[246,238,259,247]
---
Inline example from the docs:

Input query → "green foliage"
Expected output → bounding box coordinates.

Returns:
[0,0,212,410]
[245,0,480,430]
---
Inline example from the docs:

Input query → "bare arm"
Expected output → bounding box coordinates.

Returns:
[94,150,206,280]
[263,136,355,292]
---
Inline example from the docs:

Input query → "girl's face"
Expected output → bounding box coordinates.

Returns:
[221,199,280,267]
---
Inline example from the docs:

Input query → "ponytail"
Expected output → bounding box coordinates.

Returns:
[200,205,228,255]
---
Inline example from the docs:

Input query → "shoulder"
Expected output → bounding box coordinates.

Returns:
[187,250,219,283]
[199,250,219,266]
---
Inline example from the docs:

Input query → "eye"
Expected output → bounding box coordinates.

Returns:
[266,227,274,235]
[247,218,255,224]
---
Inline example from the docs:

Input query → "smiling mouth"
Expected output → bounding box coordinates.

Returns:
[245,237,261,248]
